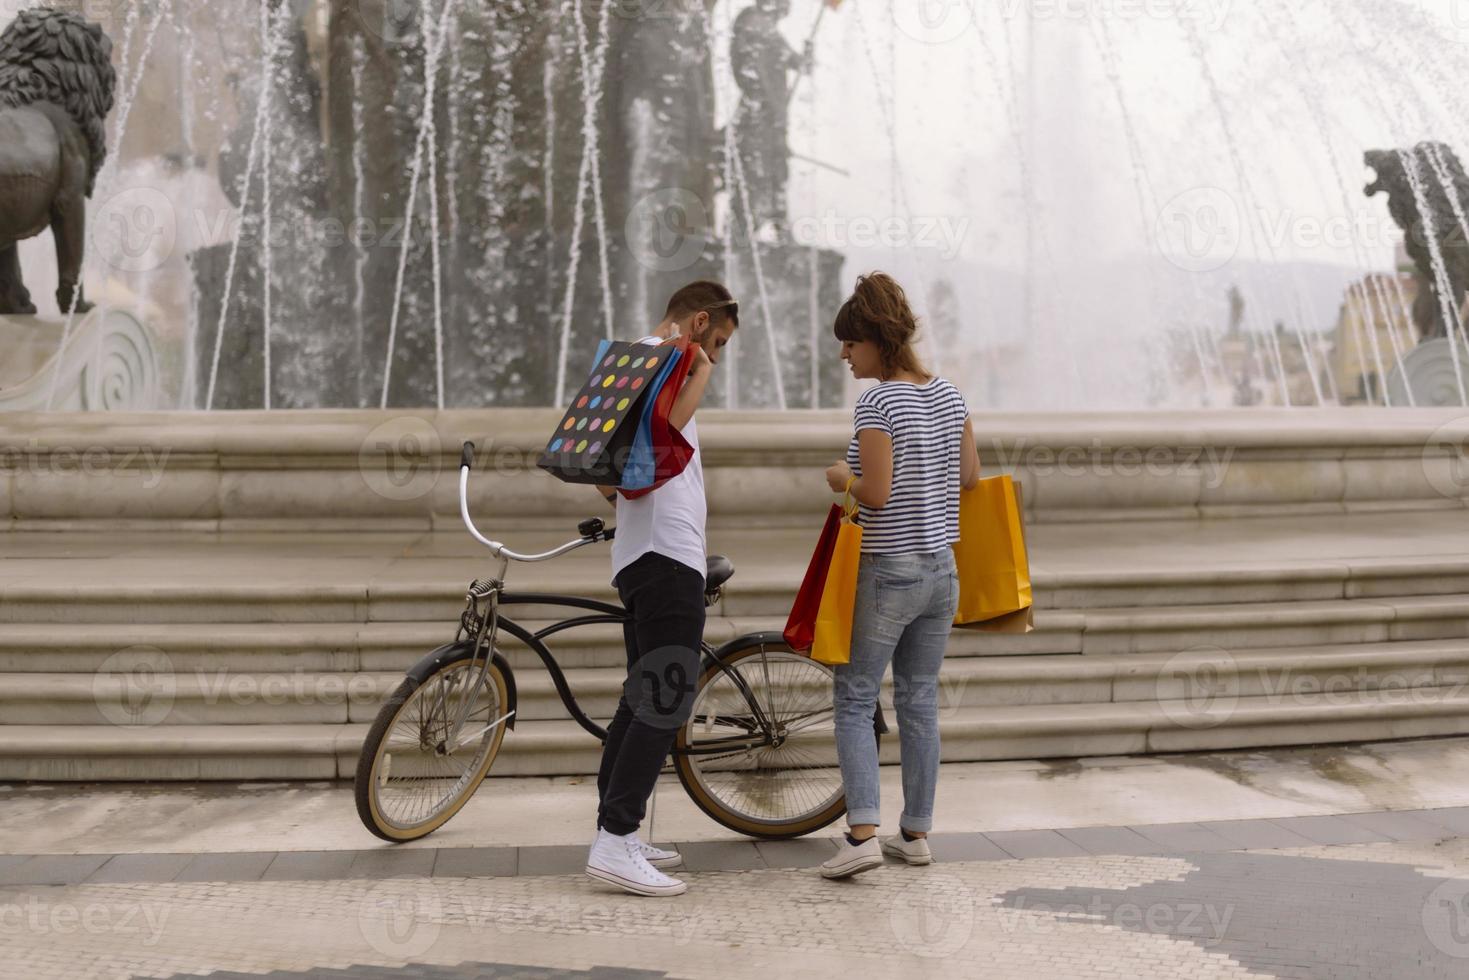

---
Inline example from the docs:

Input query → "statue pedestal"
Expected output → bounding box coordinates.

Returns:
[0,309,162,412]
[1386,337,1469,407]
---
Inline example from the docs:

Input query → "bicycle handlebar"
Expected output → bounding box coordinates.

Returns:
[458,441,607,564]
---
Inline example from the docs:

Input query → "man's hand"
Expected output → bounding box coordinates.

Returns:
[690,342,712,373]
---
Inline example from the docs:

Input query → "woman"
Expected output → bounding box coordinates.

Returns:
[819,272,980,879]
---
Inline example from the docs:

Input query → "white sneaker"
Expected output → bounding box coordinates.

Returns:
[586,829,688,897]
[629,833,682,869]
[881,834,933,866]
[820,835,884,879]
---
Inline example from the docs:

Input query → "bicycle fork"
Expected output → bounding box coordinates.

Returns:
[436,562,517,754]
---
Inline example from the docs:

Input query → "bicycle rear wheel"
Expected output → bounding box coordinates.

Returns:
[674,638,857,839]
[354,647,511,842]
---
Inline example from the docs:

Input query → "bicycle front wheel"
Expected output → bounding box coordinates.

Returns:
[674,639,854,839]
[354,647,511,842]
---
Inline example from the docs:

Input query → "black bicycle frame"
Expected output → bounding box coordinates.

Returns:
[492,592,784,749]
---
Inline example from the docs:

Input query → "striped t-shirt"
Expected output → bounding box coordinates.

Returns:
[845,377,969,554]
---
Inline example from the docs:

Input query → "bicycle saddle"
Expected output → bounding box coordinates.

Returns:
[706,555,734,593]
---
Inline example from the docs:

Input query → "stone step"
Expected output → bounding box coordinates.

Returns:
[6,681,1469,780]
[1077,593,1469,653]
[0,613,1077,675]
[17,637,1469,726]
[6,553,1469,624]
[3,591,1461,670]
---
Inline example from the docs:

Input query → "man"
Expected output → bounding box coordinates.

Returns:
[585,281,739,897]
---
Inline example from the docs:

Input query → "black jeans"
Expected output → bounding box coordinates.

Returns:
[596,551,705,836]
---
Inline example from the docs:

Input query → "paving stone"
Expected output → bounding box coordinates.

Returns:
[1125,822,1238,853]
[923,832,1010,862]
[0,854,33,878]
[673,840,765,872]
[1,853,110,885]
[346,848,436,879]
[173,851,277,883]
[1337,809,1458,842]
[1055,825,1170,856]
[1410,806,1469,834]
[1270,814,1393,845]
[995,849,1469,979]
[261,850,357,881]
[1195,818,1317,850]
[431,847,518,878]
[516,845,589,876]
[751,838,837,868]
[86,852,193,884]
[150,966,669,980]
[983,829,1089,859]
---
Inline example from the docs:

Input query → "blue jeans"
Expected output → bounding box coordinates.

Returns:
[833,549,958,833]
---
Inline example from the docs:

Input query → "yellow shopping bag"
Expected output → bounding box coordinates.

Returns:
[811,491,862,665]
[952,475,1033,630]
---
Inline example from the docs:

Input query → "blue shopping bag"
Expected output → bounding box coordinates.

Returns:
[619,344,688,491]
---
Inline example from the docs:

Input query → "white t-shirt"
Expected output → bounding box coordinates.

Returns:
[610,336,707,586]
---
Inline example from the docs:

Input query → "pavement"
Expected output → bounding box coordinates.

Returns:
[8,735,1469,978]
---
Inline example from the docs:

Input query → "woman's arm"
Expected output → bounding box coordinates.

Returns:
[959,417,981,490]
[852,429,893,509]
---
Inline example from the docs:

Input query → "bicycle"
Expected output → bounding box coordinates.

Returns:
[355,441,886,843]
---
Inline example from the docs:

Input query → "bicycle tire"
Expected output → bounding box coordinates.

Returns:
[674,638,865,840]
[354,648,511,842]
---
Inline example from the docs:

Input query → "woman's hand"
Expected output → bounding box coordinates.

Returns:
[825,460,853,493]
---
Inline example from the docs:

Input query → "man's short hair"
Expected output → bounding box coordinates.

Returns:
[664,281,739,329]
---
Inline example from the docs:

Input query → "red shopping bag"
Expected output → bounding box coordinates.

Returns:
[619,340,696,500]
[782,503,844,653]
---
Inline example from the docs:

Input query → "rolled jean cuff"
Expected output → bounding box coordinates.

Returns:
[845,808,881,828]
[900,812,933,833]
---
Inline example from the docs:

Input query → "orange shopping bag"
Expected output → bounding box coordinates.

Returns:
[952,475,1034,632]
[811,491,862,665]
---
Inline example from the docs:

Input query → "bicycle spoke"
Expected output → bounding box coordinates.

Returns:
[683,649,845,828]
[370,659,504,831]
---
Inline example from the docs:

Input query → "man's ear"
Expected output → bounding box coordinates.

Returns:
[689,311,710,340]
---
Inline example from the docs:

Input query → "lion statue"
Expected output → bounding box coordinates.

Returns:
[0,7,115,316]
[1364,142,1469,343]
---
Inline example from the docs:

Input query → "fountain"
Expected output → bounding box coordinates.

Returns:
[6,1,1469,411]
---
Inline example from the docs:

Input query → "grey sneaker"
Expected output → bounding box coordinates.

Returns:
[881,834,933,866]
[820,835,883,879]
